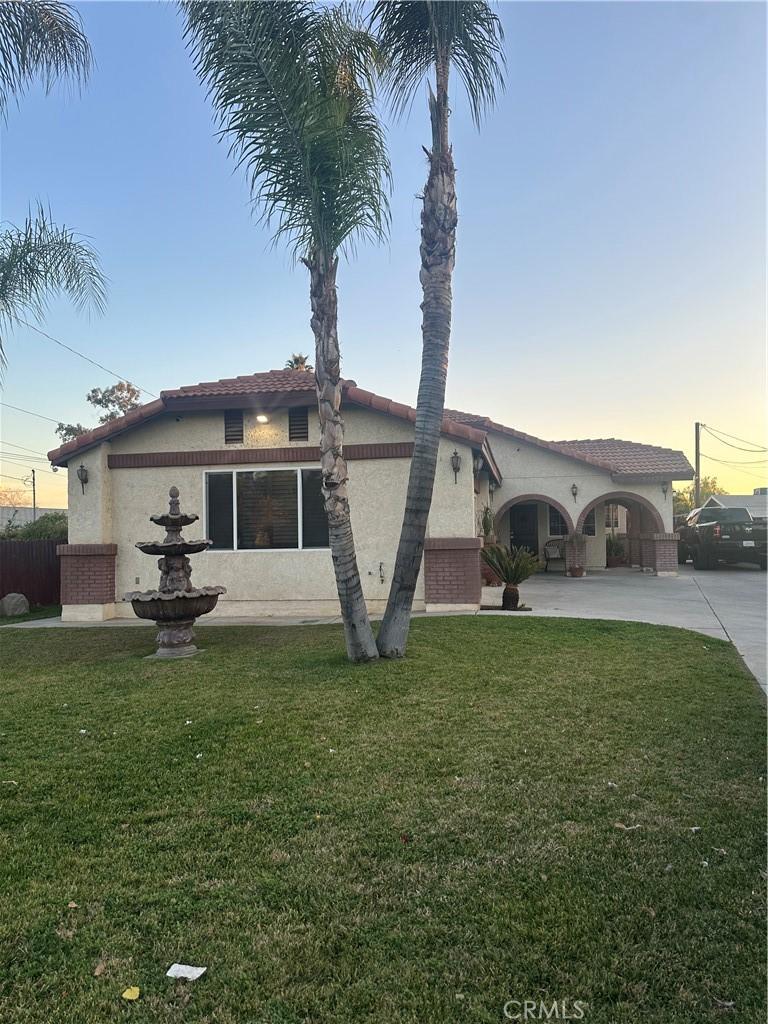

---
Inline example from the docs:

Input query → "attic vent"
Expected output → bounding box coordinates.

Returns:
[289,406,310,441]
[224,409,244,444]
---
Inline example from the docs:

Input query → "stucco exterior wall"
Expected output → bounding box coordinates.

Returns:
[65,405,476,617]
[491,435,671,530]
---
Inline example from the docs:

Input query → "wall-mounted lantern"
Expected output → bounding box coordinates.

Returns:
[661,482,669,500]
[571,482,578,502]
[450,449,462,484]
[76,463,89,494]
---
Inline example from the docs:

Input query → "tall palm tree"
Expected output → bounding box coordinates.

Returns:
[285,353,313,371]
[0,0,92,116]
[0,205,106,370]
[0,2,102,370]
[371,1,504,658]
[182,0,390,662]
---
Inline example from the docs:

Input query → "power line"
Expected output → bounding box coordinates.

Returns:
[700,451,768,467]
[702,423,767,453]
[0,472,30,483]
[13,316,158,398]
[0,440,49,457]
[0,403,62,424]
[0,456,58,474]
[700,453,767,482]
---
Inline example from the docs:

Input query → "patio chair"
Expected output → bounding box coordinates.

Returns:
[543,539,564,573]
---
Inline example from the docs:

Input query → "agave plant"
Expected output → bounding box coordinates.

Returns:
[480,544,539,610]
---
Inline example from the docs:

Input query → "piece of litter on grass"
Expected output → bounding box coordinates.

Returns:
[713,998,735,1010]
[67,901,78,909]
[185,720,192,726]
[79,729,88,735]
[689,826,701,833]
[2,780,18,786]
[712,847,727,855]
[664,863,673,873]
[195,753,203,759]
[607,781,618,789]
[614,822,641,831]
[166,963,207,981]
[94,961,106,977]
[121,986,140,1001]
[700,860,709,868]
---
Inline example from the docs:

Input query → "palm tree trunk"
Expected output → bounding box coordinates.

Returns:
[305,250,379,662]
[377,61,456,658]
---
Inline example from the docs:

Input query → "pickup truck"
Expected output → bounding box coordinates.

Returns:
[678,507,767,570]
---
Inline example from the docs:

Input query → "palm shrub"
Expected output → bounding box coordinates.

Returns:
[481,544,539,610]
[182,0,390,662]
[370,0,505,657]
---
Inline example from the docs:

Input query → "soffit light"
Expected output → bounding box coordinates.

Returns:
[256,414,269,424]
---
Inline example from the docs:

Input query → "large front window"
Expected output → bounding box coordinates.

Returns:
[205,469,328,550]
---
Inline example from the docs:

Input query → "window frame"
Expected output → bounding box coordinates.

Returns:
[202,465,328,552]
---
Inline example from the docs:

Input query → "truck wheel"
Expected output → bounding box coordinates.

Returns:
[677,546,688,564]
[693,550,711,570]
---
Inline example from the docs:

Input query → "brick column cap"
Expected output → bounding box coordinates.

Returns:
[57,543,117,556]
[424,537,482,551]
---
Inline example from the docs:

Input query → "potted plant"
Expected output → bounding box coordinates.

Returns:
[480,544,539,610]
[606,533,625,568]
[568,565,585,578]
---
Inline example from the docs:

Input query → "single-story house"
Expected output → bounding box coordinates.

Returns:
[48,369,694,621]
[703,490,767,522]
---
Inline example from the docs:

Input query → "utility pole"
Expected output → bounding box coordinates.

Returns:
[694,422,701,508]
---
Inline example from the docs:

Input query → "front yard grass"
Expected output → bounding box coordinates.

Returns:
[0,617,764,1023]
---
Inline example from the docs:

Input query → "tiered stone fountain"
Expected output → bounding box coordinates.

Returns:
[126,486,225,658]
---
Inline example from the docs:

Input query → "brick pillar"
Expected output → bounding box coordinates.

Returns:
[564,534,587,576]
[651,533,679,576]
[639,533,656,572]
[424,537,482,611]
[57,544,118,621]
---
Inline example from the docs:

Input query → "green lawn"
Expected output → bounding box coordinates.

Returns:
[0,618,764,1023]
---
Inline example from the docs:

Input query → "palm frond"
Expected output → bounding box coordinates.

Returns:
[0,0,92,117]
[0,204,107,369]
[180,0,390,260]
[481,544,539,585]
[370,0,505,125]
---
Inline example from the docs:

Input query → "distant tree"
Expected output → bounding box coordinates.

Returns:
[673,476,726,515]
[285,353,313,371]
[4,507,67,540]
[56,380,140,442]
[0,485,28,508]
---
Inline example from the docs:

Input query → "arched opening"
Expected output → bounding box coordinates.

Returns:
[576,491,666,570]
[493,494,575,568]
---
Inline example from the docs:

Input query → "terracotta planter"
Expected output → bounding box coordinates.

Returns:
[568,566,585,578]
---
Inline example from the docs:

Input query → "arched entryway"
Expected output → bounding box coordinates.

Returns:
[494,494,575,565]
[574,491,670,572]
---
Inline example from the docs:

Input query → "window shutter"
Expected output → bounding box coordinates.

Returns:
[289,406,310,441]
[224,410,244,444]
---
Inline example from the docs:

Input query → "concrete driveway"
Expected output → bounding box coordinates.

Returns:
[482,565,767,691]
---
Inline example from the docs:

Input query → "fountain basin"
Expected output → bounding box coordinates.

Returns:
[135,540,212,556]
[127,587,226,623]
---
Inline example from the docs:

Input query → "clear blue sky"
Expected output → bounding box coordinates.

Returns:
[1,0,765,505]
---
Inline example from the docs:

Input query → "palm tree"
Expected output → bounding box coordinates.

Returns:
[0,205,106,370]
[480,544,539,610]
[182,0,390,662]
[285,353,313,372]
[0,1,92,116]
[371,1,505,658]
[0,3,102,370]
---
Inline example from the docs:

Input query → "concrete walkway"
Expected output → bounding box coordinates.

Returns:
[4,566,765,690]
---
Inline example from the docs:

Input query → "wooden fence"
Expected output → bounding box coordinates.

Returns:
[0,540,61,606]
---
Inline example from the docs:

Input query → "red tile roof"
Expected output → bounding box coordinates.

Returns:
[47,369,692,481]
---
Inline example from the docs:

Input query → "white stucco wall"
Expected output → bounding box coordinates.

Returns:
[488,433,673,568]
[65,405,476,617]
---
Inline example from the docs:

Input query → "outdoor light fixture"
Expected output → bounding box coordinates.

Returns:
[661,482,669,500]
[450,449,462,484]
[571,483,578,501]
[76,464,89,494]
[256,414,269,424]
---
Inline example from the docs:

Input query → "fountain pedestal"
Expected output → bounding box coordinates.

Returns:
[125,486,226,658]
